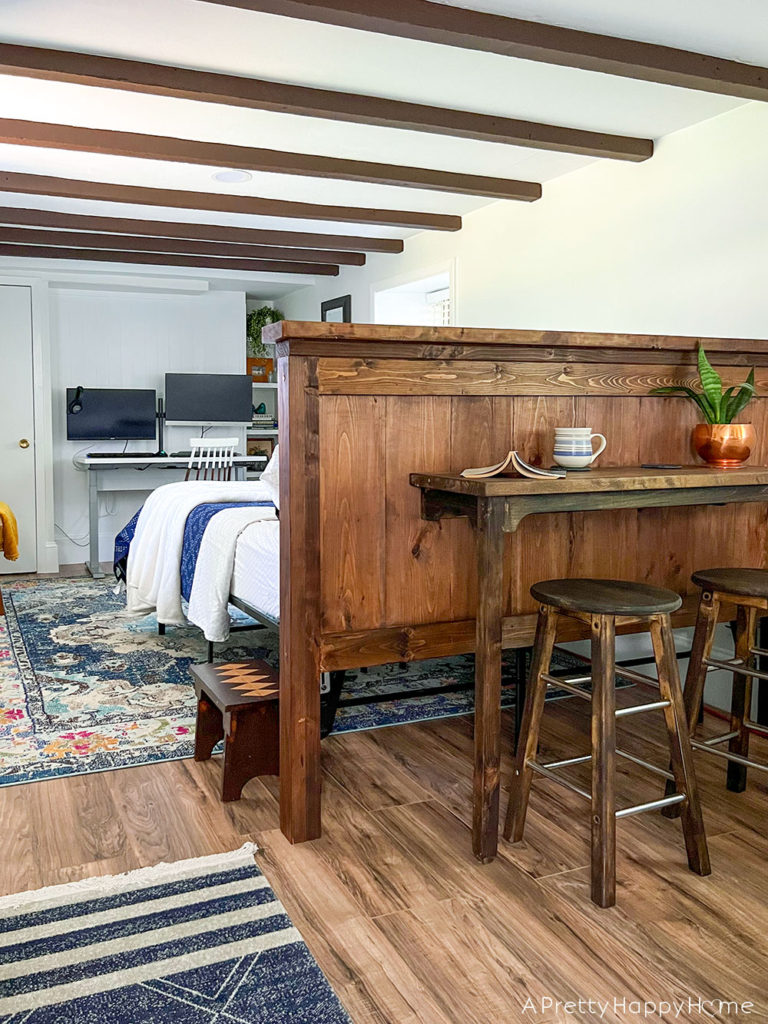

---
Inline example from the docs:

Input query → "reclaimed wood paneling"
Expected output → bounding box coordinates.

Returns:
[568,396,641,587]
[447,396,490,620]
[509,396,575,614]
[319,396,386,631]
[384,396,455,625]
[315,391,768,630]
[316,358,768,397]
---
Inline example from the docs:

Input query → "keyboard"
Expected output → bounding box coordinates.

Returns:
[86,452,159,459]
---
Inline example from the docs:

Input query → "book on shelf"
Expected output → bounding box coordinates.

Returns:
[460,451,566,480]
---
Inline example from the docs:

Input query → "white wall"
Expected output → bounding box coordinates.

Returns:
[50,287,246,564]
[281,101,768,338]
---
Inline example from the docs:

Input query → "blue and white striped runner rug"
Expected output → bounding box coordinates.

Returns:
[0,843,350,1023]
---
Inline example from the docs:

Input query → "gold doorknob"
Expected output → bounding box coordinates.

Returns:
[18,439,30,449]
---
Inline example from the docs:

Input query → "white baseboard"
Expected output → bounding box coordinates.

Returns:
[37,540,60,574]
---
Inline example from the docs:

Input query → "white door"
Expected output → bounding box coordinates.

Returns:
[0,285,36,573]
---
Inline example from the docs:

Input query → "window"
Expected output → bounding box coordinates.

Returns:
[373,270,453,326]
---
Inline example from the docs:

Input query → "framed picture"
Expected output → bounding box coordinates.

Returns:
[321,294,352,323]
[247,437,275,459]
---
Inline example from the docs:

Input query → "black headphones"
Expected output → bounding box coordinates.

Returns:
[68,386,84,414]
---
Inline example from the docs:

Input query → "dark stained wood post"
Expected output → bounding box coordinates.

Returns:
[473,496,506,862]
[278,353,323,843]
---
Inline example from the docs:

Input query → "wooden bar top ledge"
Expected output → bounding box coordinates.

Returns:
[411,465,768,497]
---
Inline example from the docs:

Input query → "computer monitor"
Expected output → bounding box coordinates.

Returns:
[66,388,157,441]
[164,373,253,423]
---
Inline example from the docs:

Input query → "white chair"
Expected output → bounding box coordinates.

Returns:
[185,438,239,481]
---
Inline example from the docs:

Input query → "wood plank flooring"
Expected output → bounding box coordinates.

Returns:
[0,673,766,1023]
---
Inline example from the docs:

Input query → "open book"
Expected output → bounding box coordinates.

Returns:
[461,451,566,480]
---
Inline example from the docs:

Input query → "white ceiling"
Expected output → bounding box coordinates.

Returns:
[0,0,761,291]
[435,1,768,65]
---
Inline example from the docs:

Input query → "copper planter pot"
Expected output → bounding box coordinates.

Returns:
[692,423,756,468]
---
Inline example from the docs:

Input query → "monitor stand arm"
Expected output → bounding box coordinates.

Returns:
[155,398,167,457]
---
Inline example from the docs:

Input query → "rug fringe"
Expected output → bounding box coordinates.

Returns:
[0,842,259,912]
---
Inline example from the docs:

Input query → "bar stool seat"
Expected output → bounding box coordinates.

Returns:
[505,577,710,908]
[691,567,768,599]
[531,578,682,616]
[665,568,768,802]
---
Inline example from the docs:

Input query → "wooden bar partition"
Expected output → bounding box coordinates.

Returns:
[268,322,768,843]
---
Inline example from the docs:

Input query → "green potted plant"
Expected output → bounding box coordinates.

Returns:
[652,345,756,468]
[246,305,283,381]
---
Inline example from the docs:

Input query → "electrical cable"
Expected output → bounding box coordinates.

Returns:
[71,444,95,468]
[54,522,89,547]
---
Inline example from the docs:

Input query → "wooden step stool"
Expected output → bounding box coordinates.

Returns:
[190,660,279,802]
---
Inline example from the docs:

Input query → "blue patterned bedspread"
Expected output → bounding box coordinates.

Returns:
[179,502,273,600]
[113,501,274,595]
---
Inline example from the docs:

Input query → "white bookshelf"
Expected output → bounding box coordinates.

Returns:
[248,381,278,478]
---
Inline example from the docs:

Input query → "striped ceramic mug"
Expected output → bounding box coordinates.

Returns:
[553,427,607,469]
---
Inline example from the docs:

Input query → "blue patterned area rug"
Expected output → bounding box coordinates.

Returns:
[0,578,579,787]
[0,844,350,1023]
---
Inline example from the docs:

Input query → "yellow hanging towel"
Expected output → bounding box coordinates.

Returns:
[0,503,19,561]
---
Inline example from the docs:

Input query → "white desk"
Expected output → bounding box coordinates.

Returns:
[74,455,267,577]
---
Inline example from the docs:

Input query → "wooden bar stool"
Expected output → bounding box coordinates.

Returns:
[667,569,768,799]
[504,578,711,908]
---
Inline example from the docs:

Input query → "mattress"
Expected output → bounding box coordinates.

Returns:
[180,501,274,602]
[231,518,281,623]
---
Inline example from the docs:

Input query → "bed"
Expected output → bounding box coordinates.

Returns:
[228,519,281,624]
[120,479,278,632]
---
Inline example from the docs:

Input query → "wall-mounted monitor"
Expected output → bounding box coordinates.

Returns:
[66,387,157,441]
[164,373,252,423]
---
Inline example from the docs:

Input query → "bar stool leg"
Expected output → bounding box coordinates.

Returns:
[513,647,529,753]
[683,591,720,733]
[590,613,617,909]
[503,605,558,843]
[650,615,711,877]
[663,590,719,819]
[727,605,757,793]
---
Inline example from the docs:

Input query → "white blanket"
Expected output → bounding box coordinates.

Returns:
[125,481,274,625]
[187,506,278,642]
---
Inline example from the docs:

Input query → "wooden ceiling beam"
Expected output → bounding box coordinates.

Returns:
[204,0,768,101]
[0,171,462,231]
[0,225,366,264]
[0,206,403,252]
[0,42,652,161]
[0,242,339,275]
[0,118,541,201]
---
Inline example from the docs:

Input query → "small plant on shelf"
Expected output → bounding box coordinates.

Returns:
[652,345,755,424]
[246,306,284,357]
[651,345,756,468]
